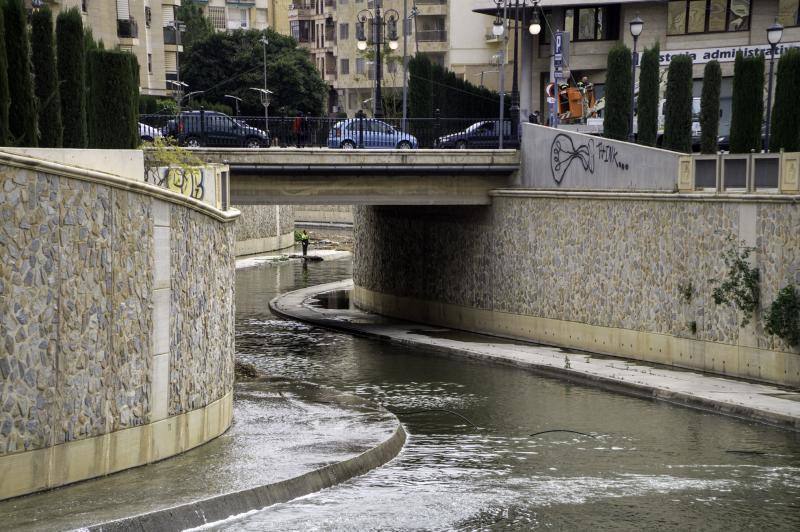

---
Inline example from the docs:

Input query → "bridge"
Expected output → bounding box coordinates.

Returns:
[193,148,520,205]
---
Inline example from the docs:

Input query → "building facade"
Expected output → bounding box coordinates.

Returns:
[471,0,800,132]
[193,0,287,32]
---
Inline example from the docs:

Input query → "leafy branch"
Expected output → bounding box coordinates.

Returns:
[765,284,800,347]
[709,237,760,327]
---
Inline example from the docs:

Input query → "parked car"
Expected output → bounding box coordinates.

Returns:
[139,122,162,142]
[435,120,518,149]
[327,118,418,149]
[164,111,270,148]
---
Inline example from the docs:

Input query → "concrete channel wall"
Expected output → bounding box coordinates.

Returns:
[352,193,800,388]
[0,151,239,500]
[234,205,296,256]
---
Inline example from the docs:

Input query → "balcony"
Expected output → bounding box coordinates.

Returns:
[288,3,315,18]
[485,26,502,43]
[416,29,447,42]
[415,0,447,3]
[117,18,139,39]
[324,0,336,12]
[163,25,182,45]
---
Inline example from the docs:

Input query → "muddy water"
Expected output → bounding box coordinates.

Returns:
[228,258,800,531]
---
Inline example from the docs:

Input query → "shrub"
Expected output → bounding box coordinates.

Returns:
[769,49,800,152]
[730,52,765,153]
[765,285,800,347]
[3,0,37,146]
[0,8,10,145]
[699,61,721,154]
[56,8,86,148]
[88,49,139,149]
[603,44,632,141]
[663,55,693,153]
[636,43,660,147]
[31,7,62,147]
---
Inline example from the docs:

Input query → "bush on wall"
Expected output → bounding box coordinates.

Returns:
[636,42,660,147]
[730,52,764,153]
[769,49,800,152]
[603,44,632,141]
[31,7,62,148]
[88,49,139,149]
[3,0,37,146]
[56,8,86,148]
[699,60,721,154]
[663,55,693,153]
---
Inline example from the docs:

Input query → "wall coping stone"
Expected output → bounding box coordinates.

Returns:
[491,188,800,204]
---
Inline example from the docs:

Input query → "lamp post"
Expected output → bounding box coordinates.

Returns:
[167,80,188,114]
[510,0,521,145]
[249,88,273,143]
[764,19,783,152]
[492,0,508,148]
[224,95,242,116]
[357,0,399,119]
[167,19,186,113]
[260,36,270,134]
[628,15,643,142]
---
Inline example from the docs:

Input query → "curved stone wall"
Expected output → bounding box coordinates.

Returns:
[234,205,295,256]
[0,155,237,500]
[353,193,800,387]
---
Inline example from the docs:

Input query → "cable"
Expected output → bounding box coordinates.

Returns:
[391,408,479,428]
[529,429,597,438]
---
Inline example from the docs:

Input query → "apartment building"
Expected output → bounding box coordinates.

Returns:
[470,0,800,130]
[27,1,186,96]
[193,0,290,33]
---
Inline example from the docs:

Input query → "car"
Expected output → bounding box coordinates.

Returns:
[139,122,162,142]
[327,118,418,149]
[164,110,270,148]
[435,120,519,149]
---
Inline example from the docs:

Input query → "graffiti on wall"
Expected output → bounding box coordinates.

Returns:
[145,167,206,200]
[550,133,629,185]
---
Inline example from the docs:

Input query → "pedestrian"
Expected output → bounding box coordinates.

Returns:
[529,111,540,124]
[293,111,305,147]
[300,229,309,256]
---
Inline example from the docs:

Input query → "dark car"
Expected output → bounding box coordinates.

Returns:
[164,111,270,148]
[435,120,519,149]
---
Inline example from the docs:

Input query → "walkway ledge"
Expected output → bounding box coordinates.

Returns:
[271,280,800,433]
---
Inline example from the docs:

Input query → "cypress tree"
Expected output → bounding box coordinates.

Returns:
[88,49,139,149]
[663,55,693,153]
[730,52,765,153]
[603,44,632,141]
[56,8,86,148]
[84,29,99,147]
[408,54,432,118]
[699,60,722,154]
[636,42,660,147]
[31,7,62,148]
[770,48,800,152]
[0,8,10,145]
[3,0,38,146]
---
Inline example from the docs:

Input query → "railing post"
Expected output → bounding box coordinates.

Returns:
[433,108,441,149]
[357,109,365,149]
[199,107,206,146]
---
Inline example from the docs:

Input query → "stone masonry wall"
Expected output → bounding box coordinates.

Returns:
[1,164,235,456]
[234,205,294,243]
[353,196,800,382]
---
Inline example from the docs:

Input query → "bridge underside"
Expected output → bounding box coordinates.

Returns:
[196,149,519,205]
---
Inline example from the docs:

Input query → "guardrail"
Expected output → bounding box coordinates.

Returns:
[678,151,799,194]
[140,113,521,150]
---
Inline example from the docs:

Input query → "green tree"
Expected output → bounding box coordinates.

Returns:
[636,42,660,147]
[176,2,214,53]
[663,55,693,153]
[84,29,101,146]
[0,7,10,145]
[56,8,86,148]
[699,60,721,154]
[31,7,62,147]
[408,54,433,118]
[730,52,765,153]
[603,44,632,141]
[3,0,37,146]
[770,48,800,152]
[88,49,139,149]
[182,29,326,115]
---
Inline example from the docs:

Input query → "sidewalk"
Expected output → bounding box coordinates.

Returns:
[271,280,800,432]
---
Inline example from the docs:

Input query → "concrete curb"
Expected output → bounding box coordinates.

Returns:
[88,398,406,531]
[270,280,800,433]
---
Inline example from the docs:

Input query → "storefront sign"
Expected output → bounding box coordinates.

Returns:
[660,42,800,66]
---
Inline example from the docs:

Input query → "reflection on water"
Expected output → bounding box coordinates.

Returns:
[228,258,800,531]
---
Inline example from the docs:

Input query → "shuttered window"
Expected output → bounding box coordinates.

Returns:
[164,51,176,72]
[208,6,226,30]
[162,5,174,26]
[117,0,130,20]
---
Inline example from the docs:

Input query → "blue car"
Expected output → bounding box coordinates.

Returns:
[327,118,418,149]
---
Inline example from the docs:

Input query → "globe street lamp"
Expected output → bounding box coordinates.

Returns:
[764,19,784,152]
[493,0,508,148]
[356,0,399,119]
[628,15,643,142]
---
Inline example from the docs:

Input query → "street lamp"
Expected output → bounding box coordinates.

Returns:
[492,0,509,148]
[259,36,271,134]
[167,19,186,112]
[528,4,541,36]
[224,94,243,116]
[249,88,273,143]
[167,80,188,113]
[356,0,399,119]
[628,15,643,142]
[764,19,783,152]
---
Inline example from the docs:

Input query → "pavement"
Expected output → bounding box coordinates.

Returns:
[271,280,800,433]
[236,249,352,269]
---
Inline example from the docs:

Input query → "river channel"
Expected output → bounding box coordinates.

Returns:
[227,256,800,530]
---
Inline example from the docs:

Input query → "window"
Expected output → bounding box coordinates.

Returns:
[291,20,311,42]
[82,0,87,12]
[145,6,151,28]
[147,53,152,74]
[339,22,349,40]
[348,91,357,109]
[388,60,397,74]
[208,6,225,30]
[667,0,750,35]
[779,0,800,25]
[356,57,365,75]
[416,15,446,41]
[340,58,349,75]
[562,6,619,42]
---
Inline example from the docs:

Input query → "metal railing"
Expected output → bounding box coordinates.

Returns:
[117,18,139,39]
[140,113,520,150]
[416,29,447,42]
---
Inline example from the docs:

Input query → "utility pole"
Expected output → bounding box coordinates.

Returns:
[261,36,270,134]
